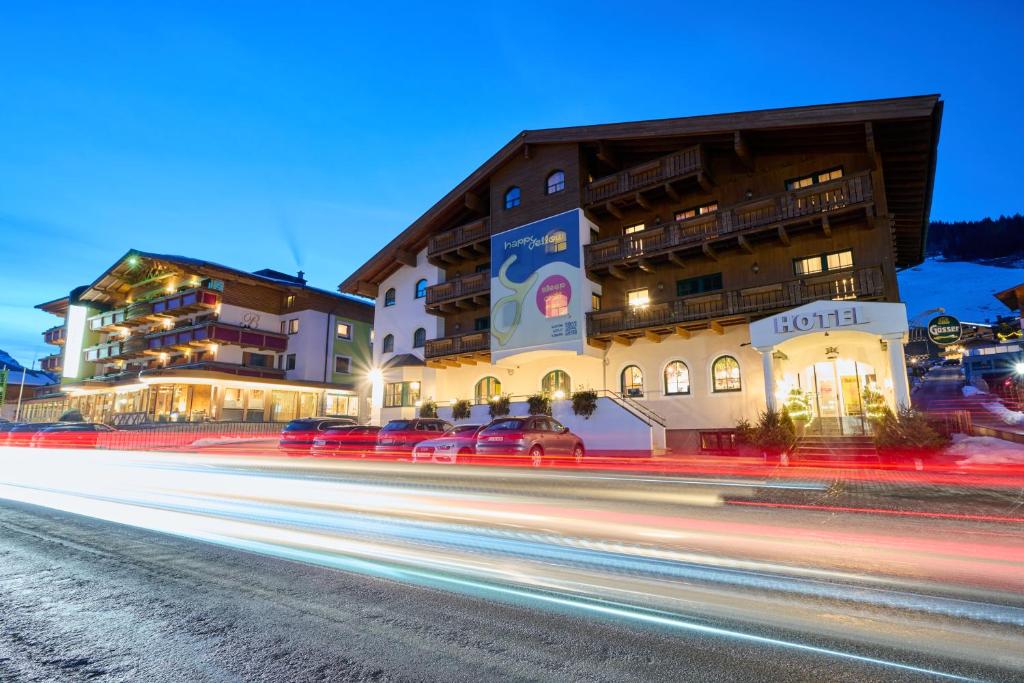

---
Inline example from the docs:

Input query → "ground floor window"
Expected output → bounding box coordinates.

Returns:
[541,370,571,397]
[475,376,501,404]
[664,361,690,395]
[700,431,737,452]
[270,390,296,422]
[621,365,644,398]
[712,356,742,392]
[384,381,420,407]
[326,393,359,417]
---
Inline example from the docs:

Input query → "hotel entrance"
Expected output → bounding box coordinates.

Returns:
[800,359,876,435]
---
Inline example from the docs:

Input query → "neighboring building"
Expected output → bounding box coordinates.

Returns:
[22,250,373,424]
[0,350,59,421]
[341,96,942,450]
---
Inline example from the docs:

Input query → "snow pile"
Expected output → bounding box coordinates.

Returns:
[948,433,1024,465]
[981,402,1024,425]
[897,258,1024,324]
[962,385,986,397]
[190,436,277,448]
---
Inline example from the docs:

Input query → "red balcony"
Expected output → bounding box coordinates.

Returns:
[43,325,66,346]
[154,359,286,380]
[40,353,62,373]
[146,322,288,353]
[150,287,220,316]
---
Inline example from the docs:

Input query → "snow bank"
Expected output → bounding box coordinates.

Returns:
[981,402,1024,425]
[948,433,1024,465]
[190,436,277,448]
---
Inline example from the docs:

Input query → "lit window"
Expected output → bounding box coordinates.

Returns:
[793,256,824,276]
[413,327,426,348]
[541,370,570,396]
[621,365,644,398]
[786,167,843,191]
[664,361,690,395]
[624,223,645,235]
[415,279,428,299]
[818,168,844,183]
[825,250,853,270]
[382,334,394,353]
[674,202,718,222]
[545,230,567,253]
[284,294,295,308]
[287,319,299,334]
[504,186,521,209]
[336,322,351,339]
[544,291,568,318]
[591,293,602,311]
[546,170,565,195]
[334,356,351,374]
[794,250,854,276]
[627,289,650,308]
[475,376,501,404]
[712,356,741,392]
[384,382,403,407]
[384,288,396,307]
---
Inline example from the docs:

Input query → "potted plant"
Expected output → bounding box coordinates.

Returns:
[451,399,471,421]
[527,393,552,416]
[418,399,437,418]
[489,394,511,418]
[735,409,797,464]
[571,390,598,419]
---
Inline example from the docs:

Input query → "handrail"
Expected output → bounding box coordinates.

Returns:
[425,270,490,306]
[424,330,491,358]
[585,145,704,205]
[427,218,491,257]
[592,389,667,427]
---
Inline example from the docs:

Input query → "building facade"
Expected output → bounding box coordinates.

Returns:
[23,250,374,425]
[343,96,942,450]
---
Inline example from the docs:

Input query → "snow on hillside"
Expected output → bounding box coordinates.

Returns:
[897,258,1024,324]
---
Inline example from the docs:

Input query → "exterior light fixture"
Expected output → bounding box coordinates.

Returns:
[553,390,566,400]
[1014,362,1024,375]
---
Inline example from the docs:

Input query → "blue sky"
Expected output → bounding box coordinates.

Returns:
[1,1,1022,365]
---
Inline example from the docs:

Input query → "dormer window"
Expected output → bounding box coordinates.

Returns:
[546,170,565,195]
[504,186,521,209]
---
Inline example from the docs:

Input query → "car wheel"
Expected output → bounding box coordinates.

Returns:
[572,444,584,463]
[529,445,544,467]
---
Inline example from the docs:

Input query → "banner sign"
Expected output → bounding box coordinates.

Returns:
[490,209,593,362]
[927,314,962,346]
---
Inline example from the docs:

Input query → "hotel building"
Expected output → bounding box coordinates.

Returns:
[25,250,373,425]
[341,96,942,451]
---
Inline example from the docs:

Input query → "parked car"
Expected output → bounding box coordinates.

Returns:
[375,418,453,456]
[474,416,584,466]
[4,422,56,447]
[941,358,961,367]
[311,425,381,457]
[279,417,357,455]
[32,422,116,449]
[411,424,484,464]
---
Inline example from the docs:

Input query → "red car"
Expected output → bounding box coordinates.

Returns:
[473,416,585,466]
[310,425,382,457]
[374,418,452,457]
[4,422,57,447]
[32,422,116,449]
[279,417,357,455]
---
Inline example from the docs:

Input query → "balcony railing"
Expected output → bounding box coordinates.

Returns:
[424,330,490,359]
[43,325,66,346]
[427,218,490,262]
[584,145,704,206]
[87,300,155,332]
[425,271,490,307]
[151,287,220,316]
[146,322,288,353]
[84,337,147,363]
[586,266,885,338]
[586,171,873,270]
[152,359,286,380]
[40,353,62,372]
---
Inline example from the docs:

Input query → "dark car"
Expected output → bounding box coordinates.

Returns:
[941,358,961,366]
[411,424,484,463]
[4,422,57,447]
[474,416,584,466]
[32,422,116,449]
[311,425,382,457]
[375,418,453,456]
[279,417,357,454]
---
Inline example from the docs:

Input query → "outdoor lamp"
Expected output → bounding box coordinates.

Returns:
[1014,362,1024,375]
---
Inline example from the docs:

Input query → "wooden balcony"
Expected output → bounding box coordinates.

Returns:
[40,353,62,373]
[585,145,706,209]
[150,287,220,316]
[587,266,886,342]
[427,218,490,266]
[153,359,286,380]
[586,171,873,272]
[87,300,155,332]
[146,322,288,354]
[424,330,491,366]
[424,271,490,313]
[43,325,66,346]
[84,337,148,363]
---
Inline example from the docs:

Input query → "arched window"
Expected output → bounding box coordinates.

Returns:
[541,370,571,397]
[384,288,396,307]
[664,361,690,395]
[712,355,741,393]
[621,365,644,398]
[504,186,521,209]
[414,279,427,299]
[474,376,501,404]
[544,229,567,254]
[382,334,394,353]
[546,170,565,194]
[412,327,426,348]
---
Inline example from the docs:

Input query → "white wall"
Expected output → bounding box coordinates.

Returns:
[373,248,443,365]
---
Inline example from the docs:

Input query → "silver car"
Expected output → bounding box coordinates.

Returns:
[411,424,483,464]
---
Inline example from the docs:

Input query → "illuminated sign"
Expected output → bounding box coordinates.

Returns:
[927,314,962,346]
[490,209,595,362]
[773,306,867,334]
[62,304,88,379]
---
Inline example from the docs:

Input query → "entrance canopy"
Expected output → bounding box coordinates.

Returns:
[750,300,908,349]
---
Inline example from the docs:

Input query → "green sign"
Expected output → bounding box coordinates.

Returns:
[927,314,962,346]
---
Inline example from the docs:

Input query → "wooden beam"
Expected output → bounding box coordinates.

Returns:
[821,214,832,237]
[523,143,531,160]
[356,280,379,298]
[635,192,652,211]
[587,338,610,350]
[864,122,877,168]
[702,242,718,261]
[395,249,417,267]
[636,258,654,273]
[698,171,713,193]
[644,330,664,344]
[674,326,691,339]
[777,225,790,246]
[608,265,627,280]
[668,251,685,268]
[596,141,618,169]
[710,320,725,335]
[737,234,754,254]
[605,201,622,219]
[612,334,633,347]
[464,191,485,214]
[664,183,680,201]
[459,356,477,366]
[733,131,753,168]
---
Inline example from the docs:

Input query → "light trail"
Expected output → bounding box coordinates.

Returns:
[0,445,1022,679]
[727,499,1024,523]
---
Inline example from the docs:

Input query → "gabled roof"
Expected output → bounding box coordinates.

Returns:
[994,283,1024,313]
[340,95,942,293]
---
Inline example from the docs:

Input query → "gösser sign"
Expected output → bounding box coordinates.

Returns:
[927,314,962,346]
[774,306,868,334]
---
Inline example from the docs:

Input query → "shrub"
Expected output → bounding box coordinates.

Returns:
[571,390,598,419]
[735,409,796,456]
[489,394,511,418]
[418,399,437,419]
[527,393,552,416]
[872,407,949,452]
[862,386,887,421]
[451,399,471,421]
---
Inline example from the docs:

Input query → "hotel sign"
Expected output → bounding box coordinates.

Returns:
[773,306,868,334]
[927,314,962,346]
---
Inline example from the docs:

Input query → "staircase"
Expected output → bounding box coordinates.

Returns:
[792,432,879,465]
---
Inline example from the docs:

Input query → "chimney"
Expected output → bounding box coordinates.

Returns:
[297,270,306,284]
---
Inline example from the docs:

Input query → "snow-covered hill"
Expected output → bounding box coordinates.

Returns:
[897,258,1023,324]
